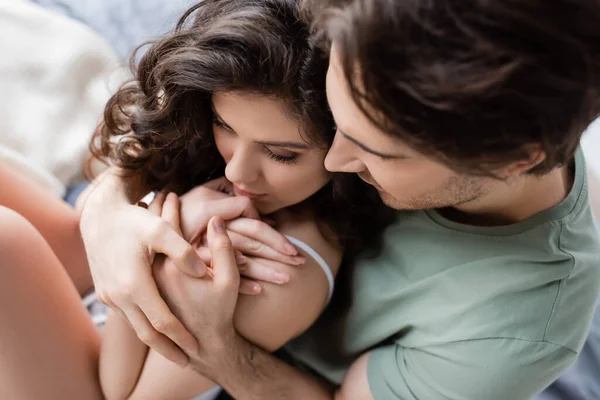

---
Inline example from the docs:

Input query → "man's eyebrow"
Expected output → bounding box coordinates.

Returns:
[339,130,407,159]
[212,104,309,150]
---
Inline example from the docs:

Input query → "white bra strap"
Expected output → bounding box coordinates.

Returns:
[284,235,335,303]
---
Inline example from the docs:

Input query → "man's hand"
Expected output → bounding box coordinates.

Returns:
[154,209,242,361]
[80,173,204,367]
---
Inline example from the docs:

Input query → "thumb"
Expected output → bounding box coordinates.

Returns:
[161,193,184,236]
[207,216,240,288]
[150,220,207,278]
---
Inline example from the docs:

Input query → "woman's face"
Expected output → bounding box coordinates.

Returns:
[212,92,331,214]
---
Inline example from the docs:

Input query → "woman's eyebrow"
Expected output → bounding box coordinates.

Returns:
[256,140,310,149]
[212,103,309,149]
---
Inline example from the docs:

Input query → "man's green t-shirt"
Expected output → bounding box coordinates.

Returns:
[285,149,600,400]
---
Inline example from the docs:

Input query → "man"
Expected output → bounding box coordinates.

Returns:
[81,0,600,398]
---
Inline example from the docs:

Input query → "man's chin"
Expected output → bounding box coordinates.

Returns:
[378,191,408,210]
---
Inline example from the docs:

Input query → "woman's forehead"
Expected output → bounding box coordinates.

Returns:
[212,92,308,143]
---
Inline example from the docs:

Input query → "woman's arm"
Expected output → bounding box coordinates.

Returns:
[99,311,151,400]
[99,194,341,400]
[0,161,91,293]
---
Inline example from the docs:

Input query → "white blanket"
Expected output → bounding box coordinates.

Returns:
[0,0,127,197]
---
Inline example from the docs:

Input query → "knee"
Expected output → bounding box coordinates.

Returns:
[0,206,44,260]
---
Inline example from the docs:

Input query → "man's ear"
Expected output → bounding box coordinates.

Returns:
[496,146,546,178]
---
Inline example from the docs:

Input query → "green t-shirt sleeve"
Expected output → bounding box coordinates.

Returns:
[367,339,576,400]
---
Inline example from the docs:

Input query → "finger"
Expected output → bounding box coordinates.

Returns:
[133,276,200,355]
[238,257,289,284]
[195,246,246,266]
[162,193,183,236]
[196,246,211,265]
[227,231,306,266]
[149,219,207,278]
[238,278,262,295]
[227,218,298,256]
[148,191,166,216]
[121,304,190,367]
[207,216,240,287]
[186,196,261,244]
[204,196,260,221]
[202,177,233,194]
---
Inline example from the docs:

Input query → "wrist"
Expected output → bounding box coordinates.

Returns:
[79,170,134,227]
[191,331,246,381]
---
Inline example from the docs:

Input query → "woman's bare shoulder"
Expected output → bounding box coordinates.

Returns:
[271,208,342,277]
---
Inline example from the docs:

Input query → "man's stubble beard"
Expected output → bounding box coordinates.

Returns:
[379,175,490,211]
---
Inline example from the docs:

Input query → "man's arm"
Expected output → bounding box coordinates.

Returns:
[79,167,202,366]
[180,213,375,400]
[201,337,374,400]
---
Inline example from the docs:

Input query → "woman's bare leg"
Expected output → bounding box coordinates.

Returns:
[0,206,102,400]
[0,162,92,294]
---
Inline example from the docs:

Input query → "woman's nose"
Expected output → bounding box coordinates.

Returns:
[224,146,260,185]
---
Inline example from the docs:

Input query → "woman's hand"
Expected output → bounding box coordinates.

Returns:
[179,178,306,293]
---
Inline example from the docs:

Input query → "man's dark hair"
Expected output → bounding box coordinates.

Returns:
[305,0,600,176]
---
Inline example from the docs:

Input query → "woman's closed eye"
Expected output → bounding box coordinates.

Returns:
[213,112,299,164]
[262,146,298,164]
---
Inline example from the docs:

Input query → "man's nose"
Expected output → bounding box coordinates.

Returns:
[324,133,365,173]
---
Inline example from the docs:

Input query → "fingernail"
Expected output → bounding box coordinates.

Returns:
[292,256,306,265]
[252,283,262,294]
[284,242,298,256]
[176,358,189,368]
[236,254,247,265]
[213,217,225,233]
[274,272,290,284]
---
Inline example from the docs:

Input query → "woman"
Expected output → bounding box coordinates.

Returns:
[0,1,393,399]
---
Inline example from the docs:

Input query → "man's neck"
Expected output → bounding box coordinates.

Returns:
[444,165,573,227]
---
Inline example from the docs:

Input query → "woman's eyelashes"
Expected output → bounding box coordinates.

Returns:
[213,115,299,164]
[262,146,299,164]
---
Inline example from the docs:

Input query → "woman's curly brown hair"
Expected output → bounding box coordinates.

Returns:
[90,0,396,259]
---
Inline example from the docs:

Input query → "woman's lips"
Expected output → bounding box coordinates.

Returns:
[233,185,267,199]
